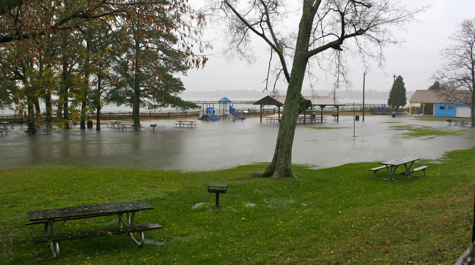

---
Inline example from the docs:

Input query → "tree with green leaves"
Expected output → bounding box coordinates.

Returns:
[108,2,204,125]
[388,75,407,111]
[213,0,423,179]
[0,0,208,132]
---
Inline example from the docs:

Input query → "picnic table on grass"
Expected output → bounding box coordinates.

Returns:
[369,157,428,182]
[26,200,161,258]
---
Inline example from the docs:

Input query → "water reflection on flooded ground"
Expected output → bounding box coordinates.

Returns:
[1,116,474,171]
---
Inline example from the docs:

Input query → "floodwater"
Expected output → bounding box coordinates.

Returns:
[1,116,474,171]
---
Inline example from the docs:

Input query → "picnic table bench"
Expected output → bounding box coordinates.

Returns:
[175,120,197,127]
[0,127,8,136]
[131,124,142,131]
[26,200,161,258]
[447,119,473,126]
[370,157,428,182]
[266,117,281,123]
[1,121,13,129]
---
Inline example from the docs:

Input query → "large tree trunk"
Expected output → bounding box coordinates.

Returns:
[45,91,52,128]
[81,29,92,130]
[256,3,316,179]
[61,60,69,129]
[133,36,141,125]
[95,75,102,131]
[26,96,36,135]
[34,98,41,120]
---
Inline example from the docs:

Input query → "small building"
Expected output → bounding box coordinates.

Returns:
[409,90,472,118]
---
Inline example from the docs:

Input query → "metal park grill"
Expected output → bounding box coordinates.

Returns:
[207,183,230,207]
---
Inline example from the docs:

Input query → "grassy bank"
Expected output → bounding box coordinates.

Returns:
[1,147,474,264]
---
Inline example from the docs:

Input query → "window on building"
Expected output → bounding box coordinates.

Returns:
[439,106,446,110]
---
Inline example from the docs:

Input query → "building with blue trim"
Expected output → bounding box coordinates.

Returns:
[409,90,472,118]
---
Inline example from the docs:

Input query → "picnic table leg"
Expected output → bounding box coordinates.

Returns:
[388,165,399,181]
[127,212,145,246]
[403,161,415,172]
[46,220,60,258]
[117,213,145,246]
[400,161,416,182]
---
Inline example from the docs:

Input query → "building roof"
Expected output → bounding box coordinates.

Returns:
[409,90,471,104]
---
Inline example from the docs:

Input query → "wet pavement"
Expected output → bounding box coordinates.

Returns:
[0,116,474,171]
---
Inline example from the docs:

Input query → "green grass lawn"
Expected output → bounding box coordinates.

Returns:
[1,146,475,264]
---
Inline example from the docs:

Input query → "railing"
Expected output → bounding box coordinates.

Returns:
[0,106,416,122]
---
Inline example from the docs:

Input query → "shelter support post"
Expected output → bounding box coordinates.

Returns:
[319,105,326,123]
[336,106,340,122]
[260,104,263,123]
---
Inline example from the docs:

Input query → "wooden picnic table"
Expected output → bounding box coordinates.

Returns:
[370,157,428,182]
[26,200,161,258]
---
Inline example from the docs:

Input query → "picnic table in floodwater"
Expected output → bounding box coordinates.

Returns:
[175,120,197,127]
[109,120,121,128]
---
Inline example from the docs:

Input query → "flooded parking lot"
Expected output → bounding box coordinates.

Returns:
[1,115,474,171]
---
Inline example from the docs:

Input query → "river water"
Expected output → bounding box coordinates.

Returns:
[0,116,474,171]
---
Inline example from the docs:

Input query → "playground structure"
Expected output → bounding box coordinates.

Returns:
[200,97,246,121]
[229,106,246,121]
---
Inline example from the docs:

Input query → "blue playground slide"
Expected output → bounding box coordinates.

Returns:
[207,114,219,121]
[229,106,246,120]
[204,107,219,121]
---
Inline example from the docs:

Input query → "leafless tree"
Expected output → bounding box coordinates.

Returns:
[211,0,425,179]
[434,18,475,126]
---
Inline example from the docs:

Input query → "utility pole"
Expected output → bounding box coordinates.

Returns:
[362,73,366,122]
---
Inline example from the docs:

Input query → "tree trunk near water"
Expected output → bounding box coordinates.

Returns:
[255,4,315,179]
[219,0,421,179]
[27,96,36,134]
[132,36,141,125]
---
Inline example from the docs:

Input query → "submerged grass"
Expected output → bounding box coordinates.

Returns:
[308,127,350,130]
[413,116,471,122]
[389,124,467,139]
[1,147,475,264]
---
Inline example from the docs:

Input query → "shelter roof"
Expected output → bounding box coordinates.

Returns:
[253,95,344,107]
[409,90,471,104]
[218,97,232,103]
[305,96,345,106]
[253,96,284,107]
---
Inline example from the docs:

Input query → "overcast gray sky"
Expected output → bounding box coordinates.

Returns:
[180,0,475,97]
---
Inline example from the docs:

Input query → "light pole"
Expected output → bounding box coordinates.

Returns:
[362,73,366,122]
